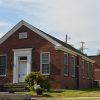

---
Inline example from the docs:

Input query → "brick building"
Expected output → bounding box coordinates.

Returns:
[89,55,100,81]
[0,20,95,89]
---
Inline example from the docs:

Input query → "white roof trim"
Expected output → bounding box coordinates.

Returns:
[0,20,95,63]
[95,69,100,71]
[82,56,95,63]
[55,46,77,56]
[55,46,95,63]
[0,20,61,46]
[12,48,32,52]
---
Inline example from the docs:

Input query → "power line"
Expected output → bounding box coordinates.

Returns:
[80,41,85,53]
[79,41,88,53]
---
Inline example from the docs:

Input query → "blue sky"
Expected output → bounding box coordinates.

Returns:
[0,0,100,55]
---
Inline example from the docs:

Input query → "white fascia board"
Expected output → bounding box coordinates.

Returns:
[0,20,61,46]
[22,21,61,46]
[13,48,32,52]
[82,56,95,63]
[55,46,95,63]
[95,69,100,71]
[55,46,77,56]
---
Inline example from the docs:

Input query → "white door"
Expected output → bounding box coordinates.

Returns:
[13,48,32,83]
[18,60,27,82]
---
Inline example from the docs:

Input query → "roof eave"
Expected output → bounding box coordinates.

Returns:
[55,46,95,63]
[0,20,61,46]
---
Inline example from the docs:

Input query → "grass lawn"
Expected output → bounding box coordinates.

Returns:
[17,88,100,98]
[64,98,100,100]
[43,88,100,97]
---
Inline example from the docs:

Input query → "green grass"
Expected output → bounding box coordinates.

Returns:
[65,98,100,100]
[43,88,100,97]
[17,88,100,98]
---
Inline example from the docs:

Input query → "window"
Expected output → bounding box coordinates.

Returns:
[91,63,94,79]
[64,53,68,75]
[18,56,27,61]
[41,52,50,75]
[82,60,84,78]
[86,62,90,79]
[19,32,27,39]
[0,55,6,75]
[72,56,76,77]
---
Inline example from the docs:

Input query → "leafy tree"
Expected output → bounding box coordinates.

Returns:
[25,72,50,91]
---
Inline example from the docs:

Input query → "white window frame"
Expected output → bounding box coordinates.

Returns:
[82,60,85,78]
[72,56,76,77]
[86,62,90,79]
[19,32,27,39]
[0,54,7,76]
[64,53,68,76]
[40,52,50,75]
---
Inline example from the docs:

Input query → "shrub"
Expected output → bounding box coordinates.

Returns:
[25,72,39,91]
[25,72,50,91]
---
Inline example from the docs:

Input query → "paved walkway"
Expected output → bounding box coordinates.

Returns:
[31,97,100,100]
[62,97,100,99]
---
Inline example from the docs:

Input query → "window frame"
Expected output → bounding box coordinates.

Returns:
[40,52,50,75]
[82,60,85,78]
[0,54,7,76]
[86,62,90,79]
[19,32,28,39]
[71,56,76,77]
[64,53,68,76]
[91,63,94,79]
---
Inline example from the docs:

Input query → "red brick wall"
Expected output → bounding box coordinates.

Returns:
[0,25,94,89]
[78,57,94,88]
[61,54,94,89]
[61,53,77,89]
[0,25,63,88]
[89,56,100,81]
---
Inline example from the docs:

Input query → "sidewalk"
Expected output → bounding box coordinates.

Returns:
[31,97,100,100]
[62,97,100,99]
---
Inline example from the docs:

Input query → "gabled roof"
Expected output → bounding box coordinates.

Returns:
[0,20,61,46]
[0,20,95,63]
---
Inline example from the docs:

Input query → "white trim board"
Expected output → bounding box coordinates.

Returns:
[13,48,32,83]
[55,46,95,63]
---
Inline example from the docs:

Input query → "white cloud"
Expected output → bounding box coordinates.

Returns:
[0,21,12,38]
[0,0,100,55]
[0,21,10,28]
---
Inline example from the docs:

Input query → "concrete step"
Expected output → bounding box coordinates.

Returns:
[0,93,31,100]
[0,83,26,92]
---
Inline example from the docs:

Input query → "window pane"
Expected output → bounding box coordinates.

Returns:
[64,54,68,75]
[0,56,6,75]
[92,64,94,79]
[86,62,90,79]
[42,53,49,63]
[64,55,68,64]
[41,53,50,74]
[42,64,49,74]
[72,56,75,77]
[82,60,84,78]
[19,32,27,39]
[72,57,75,66]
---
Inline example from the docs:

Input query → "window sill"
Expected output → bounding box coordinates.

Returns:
[87,78,90,80]
[72,75,76,78]
[82,76,85,79]
[0,75,6,77]
[64,74,68,77]
[41,73,50,76]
